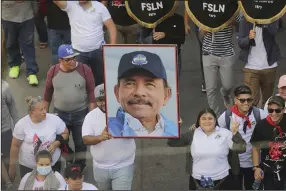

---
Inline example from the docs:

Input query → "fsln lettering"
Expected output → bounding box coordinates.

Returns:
[141,2,163,11]
[203,3,225,13]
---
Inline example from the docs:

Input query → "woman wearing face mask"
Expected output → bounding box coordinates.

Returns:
[18,150,66,190]
[168,108,246,190]
[9,96,69,181]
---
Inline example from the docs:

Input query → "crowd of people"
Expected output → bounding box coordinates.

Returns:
[1,0,286,190]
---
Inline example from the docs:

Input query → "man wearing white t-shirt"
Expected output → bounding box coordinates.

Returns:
[53,0,117,86]
[82,84,136,190]
[238,17,281,106]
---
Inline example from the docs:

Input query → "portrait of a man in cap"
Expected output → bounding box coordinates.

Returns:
[106,50,179,137]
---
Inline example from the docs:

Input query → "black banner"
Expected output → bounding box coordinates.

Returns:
[238,0,286,24]
[125,0,178,28]
[185,0,239,32]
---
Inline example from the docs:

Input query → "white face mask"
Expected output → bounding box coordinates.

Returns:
[37,166,52,176]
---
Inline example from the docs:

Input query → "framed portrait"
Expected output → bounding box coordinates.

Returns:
[103,45,180,138]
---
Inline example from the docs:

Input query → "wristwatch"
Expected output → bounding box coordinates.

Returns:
[253,165,260,171]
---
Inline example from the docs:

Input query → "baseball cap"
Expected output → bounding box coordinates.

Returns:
[118,51,167,81]
[64,164,83,179]
[278,75,286,88]
[94,84,105,98]
[58,44,79,59]
[268,96,285,108]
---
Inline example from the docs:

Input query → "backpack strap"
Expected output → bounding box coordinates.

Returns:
[81,62,86,78]
[51,64,57,79]
[225,107,261,128]
[77,63,87,79]
[225,109,232,130]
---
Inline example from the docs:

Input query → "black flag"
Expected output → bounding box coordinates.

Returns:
[125,0,178,28]
[185,0,239,32]
[238,0,286,24]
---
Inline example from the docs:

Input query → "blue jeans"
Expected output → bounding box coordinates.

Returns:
[2,18,39,76]
[48,29,71,65]
[195,26,206,86]
[1,130,13,170]
[75,48,103,86]
[35,12,48,43]
[54,107,88,168]
[93,164,134,190]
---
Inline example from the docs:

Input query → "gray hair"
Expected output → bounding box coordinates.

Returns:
[25,96,43,113]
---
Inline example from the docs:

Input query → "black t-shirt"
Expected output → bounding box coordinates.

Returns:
[153,13,185,53]
[46,0,70,30]
[107,0,136,26]
[251,114,286,174]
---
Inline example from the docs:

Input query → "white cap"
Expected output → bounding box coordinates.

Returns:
[94,84,105,98]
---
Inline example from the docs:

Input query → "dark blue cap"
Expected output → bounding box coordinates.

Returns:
[118,51,167,81]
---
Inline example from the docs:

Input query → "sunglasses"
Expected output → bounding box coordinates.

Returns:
[63,57,75,62]
[237,98,253,103]
[268,108,283,113]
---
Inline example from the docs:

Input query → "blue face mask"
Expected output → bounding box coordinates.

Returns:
[37,166,52,176]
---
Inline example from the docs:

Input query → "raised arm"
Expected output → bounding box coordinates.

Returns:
[229,119,246,153]
[167,129,194,147]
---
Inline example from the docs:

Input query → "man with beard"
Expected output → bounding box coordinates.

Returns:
[82,84,136,190]
[218,85,267,189]
[108,51,178,137]
[251,96,286,190]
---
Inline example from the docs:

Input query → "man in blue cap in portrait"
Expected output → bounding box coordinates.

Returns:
[108,51,178,137]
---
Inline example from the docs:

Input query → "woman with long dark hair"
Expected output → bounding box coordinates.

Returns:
[168,108,246,190]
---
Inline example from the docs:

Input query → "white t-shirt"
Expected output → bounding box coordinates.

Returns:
[264,94,286,113]
[125,112,165,136]
[18,171,66,190]
[13,114,66,169]
[218,109,268,168]
[58,182,98,190]
[245,27,277,70]
[191,127,234,180]
[62,1,111,52]
[82,108,136,169]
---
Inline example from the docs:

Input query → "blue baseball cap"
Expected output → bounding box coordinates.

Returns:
[118,51,167,81]
[58,44,80,59]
